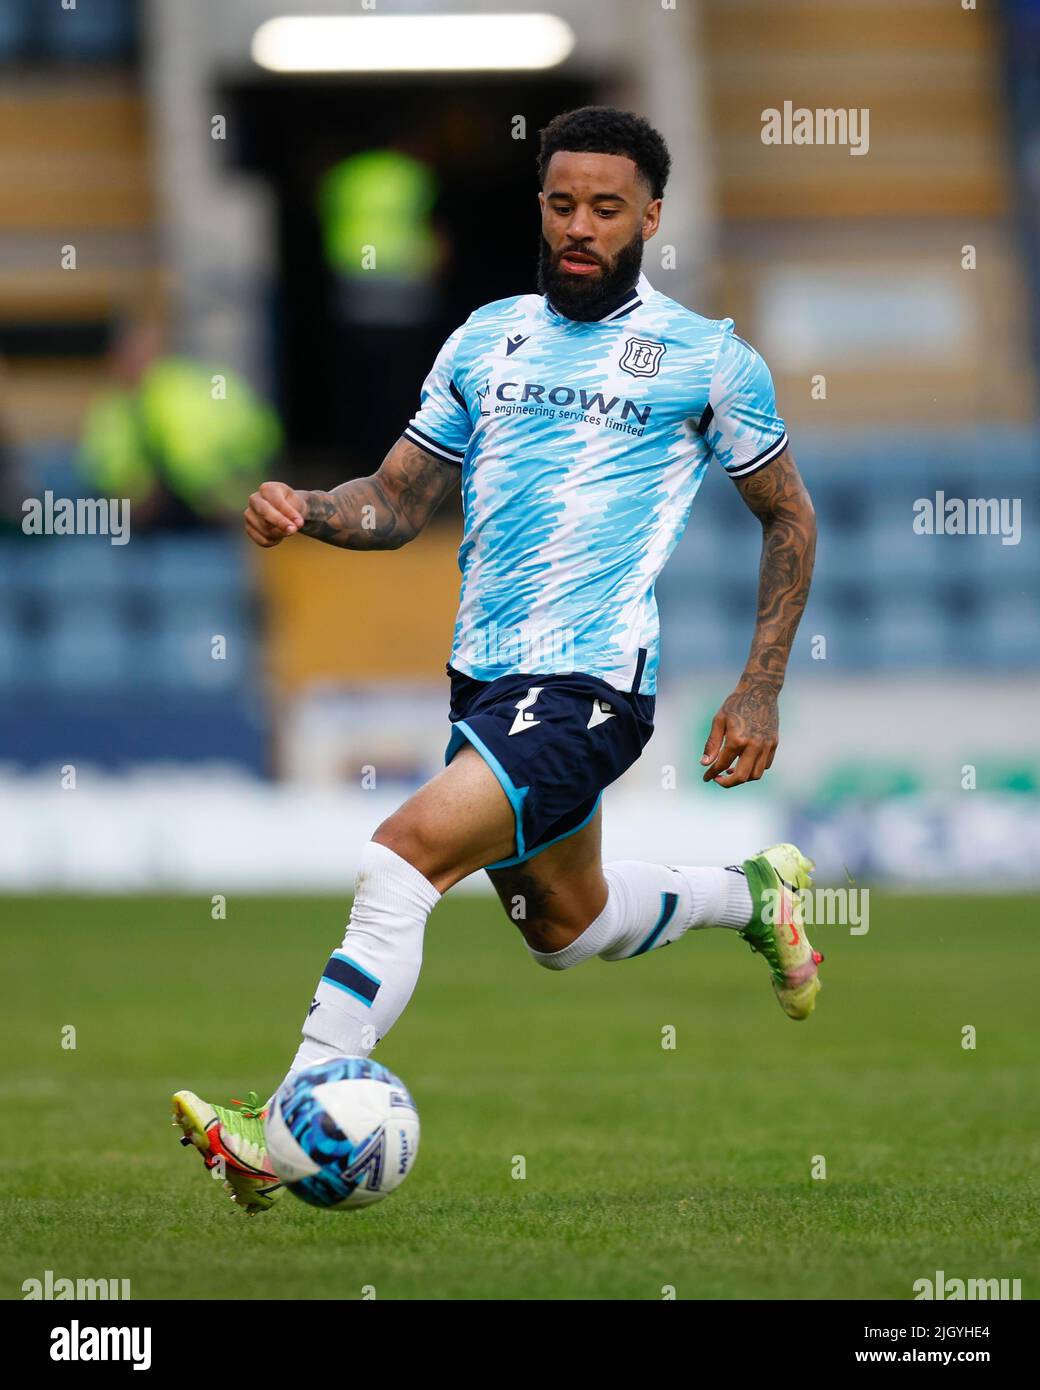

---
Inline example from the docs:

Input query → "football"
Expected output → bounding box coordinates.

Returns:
[264,1056,420,1209]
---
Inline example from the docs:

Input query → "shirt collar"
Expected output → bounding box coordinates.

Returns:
[546,270,653,324]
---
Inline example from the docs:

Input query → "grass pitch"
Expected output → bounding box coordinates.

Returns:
[2,892,1037,1300]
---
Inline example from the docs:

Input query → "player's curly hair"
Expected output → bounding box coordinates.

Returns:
[536,106,672,200]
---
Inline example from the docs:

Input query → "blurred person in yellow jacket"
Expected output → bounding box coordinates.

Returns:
[78,321,283,529]
[318,146,443,326]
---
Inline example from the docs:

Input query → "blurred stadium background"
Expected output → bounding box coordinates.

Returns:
[1,0,1038,893]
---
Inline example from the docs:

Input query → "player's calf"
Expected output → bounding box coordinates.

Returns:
[486,862,607,953]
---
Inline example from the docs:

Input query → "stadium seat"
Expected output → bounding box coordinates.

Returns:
[41,610,130,689]
[971,595,1040,669]
[150,536,250,599]
[874,599,949,669]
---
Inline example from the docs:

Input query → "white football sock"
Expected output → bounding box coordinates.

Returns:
[281,841,440,1085]
[528,862,752,971]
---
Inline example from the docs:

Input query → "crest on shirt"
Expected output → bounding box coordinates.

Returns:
[619,336,666,378]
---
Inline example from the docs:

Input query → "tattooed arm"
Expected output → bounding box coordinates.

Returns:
[700,447,817,787]
[243,436,460,551]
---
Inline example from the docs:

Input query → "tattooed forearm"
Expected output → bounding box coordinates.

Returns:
[301,438,459,550]
[733,448,817,692]
[302,475,401,548]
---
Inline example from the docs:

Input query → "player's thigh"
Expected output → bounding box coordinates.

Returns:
[485,807,608,953]
[372,743,516,891]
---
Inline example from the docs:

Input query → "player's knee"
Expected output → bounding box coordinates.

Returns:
[372,811,442,881]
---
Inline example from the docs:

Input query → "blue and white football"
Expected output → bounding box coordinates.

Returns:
[264,1057,420,1210]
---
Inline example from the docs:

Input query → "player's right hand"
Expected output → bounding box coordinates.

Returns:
[244,481,308,547]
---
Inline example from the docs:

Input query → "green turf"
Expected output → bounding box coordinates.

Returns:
[1,892,1037,1300]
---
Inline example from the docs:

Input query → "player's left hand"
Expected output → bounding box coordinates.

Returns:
[700,682,779,787]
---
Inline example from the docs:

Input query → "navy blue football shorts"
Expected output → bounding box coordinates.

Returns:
[444,663,655,870]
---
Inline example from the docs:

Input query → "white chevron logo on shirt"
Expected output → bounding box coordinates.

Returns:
[508,686,543,735]
[587,700,616,729]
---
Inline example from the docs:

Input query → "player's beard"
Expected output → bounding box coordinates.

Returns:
[536,229,644,322]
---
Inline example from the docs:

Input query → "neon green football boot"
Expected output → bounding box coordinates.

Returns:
[171,1088,283,1214]
[739,843,823,1020]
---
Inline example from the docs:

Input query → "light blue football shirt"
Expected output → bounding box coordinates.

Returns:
[404,271,787,695]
